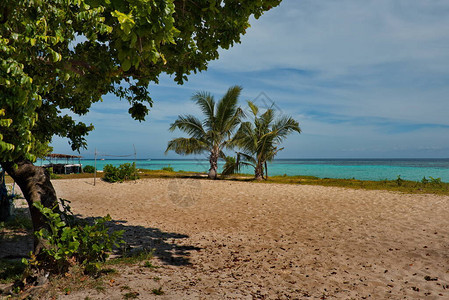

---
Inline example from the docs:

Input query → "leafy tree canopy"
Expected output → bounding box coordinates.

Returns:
[0,0,281,162]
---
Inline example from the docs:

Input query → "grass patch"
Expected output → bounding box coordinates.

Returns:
[143,261,159,269]
[0,214,32,231]
[152,287,164,295]
[45,173,99,180]
[105,249,154,266]
[125,169,449,195]
[0,259,26,284]
[137,169,202,179]
[38,264,118,299]
[32,168,449,195]
[136,169,449,196]
[261,175,449,195]
[161,166,174,172]
[123,291,140,299]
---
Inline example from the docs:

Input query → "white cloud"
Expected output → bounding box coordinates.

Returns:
[211,0,449,74]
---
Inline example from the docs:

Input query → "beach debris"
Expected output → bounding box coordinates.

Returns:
[424,276,438,281]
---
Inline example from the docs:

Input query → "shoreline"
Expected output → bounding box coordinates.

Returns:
[35,158,449,182]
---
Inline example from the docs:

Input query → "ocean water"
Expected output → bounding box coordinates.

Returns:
[39,158,449,182]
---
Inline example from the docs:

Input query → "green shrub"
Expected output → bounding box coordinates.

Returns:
[23,200,124,274]
[119,163,138,181]
[162,166,174,172]
[429,176,442,185]
[83,165,95,173]
[103,163,138,183]
[103,164,120,182]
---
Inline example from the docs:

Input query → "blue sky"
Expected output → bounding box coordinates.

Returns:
[51,0,449,159]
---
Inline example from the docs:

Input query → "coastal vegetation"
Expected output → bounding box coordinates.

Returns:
[103,163,138,183]
[166,92,301,181]
[23,201,124,275]
[166,86,244,179]
[223,101,301,180]
[83,165,95,174]
[15,170,448,196]
[161,166,175,172]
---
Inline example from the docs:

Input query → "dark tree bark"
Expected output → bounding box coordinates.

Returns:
[208,148,219,180]
[0,180,11,221]
[0,160,58,252]
[265,161,268,180]
[255,162,264,181]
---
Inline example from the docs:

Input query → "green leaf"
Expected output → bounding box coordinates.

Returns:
[0,119,12,127]
[122,59,131,71]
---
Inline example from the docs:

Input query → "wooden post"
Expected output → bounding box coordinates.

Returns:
[133,144,137,184]
[94,148,97,186]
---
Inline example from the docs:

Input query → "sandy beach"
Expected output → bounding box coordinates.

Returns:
[39,178,449,298]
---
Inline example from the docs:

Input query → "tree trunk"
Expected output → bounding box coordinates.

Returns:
[208,148,219,180]
[255,162,264,181]
[265,161,268,180]
[0,183,11,222]
[0,160,58,253]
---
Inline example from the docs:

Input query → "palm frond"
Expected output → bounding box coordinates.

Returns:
[221,106,245,138]
[265,147,284,162]
[237,152,257,165]
[215,85,242,132]
[259,109,274,132]
[222,156,239,175]
[271,116,301,143]
[229,101,301,179]
[218,149,227,160]
[192,91,215,130]
[169,115,206,139]
[233,122,257,153]
[221,152,256,176]
[165,137,208,155]
[247,101,258,116]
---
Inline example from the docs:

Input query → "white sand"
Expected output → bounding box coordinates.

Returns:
[50,178,449,299]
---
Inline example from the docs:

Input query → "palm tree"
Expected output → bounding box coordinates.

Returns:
[166,86,244,179]
[224,101,301,180]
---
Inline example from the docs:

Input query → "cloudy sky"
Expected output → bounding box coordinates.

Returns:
[52,0,449,159]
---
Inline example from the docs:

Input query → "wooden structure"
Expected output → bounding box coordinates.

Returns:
[44,153,83,174]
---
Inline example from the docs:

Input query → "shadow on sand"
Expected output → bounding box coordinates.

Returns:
[75,215,201,266]
[0,210,200,267]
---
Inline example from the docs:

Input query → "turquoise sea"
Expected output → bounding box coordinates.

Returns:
[39,158,449,182]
